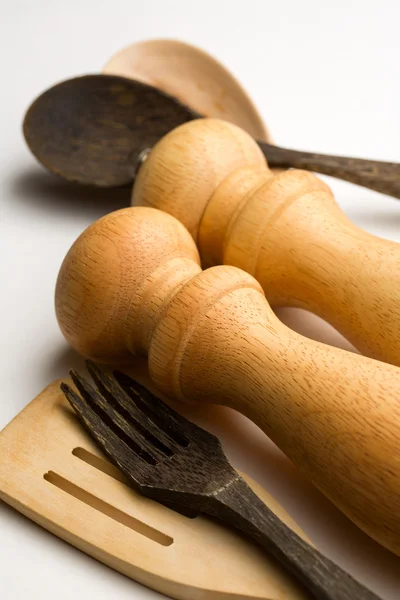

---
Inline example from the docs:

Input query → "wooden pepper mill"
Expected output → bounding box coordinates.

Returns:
[55,206,400,555]
[132,118,400,367]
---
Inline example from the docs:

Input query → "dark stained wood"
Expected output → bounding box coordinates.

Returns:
[23,75,199,187]
[259,142,400,199]
[61,361,382,600]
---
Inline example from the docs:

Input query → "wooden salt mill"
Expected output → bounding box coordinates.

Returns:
[55,206,400,555]
[132,118,400,367]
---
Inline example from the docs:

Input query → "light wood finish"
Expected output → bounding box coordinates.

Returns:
[103,38,271,142]
[132,118,400,367]
[55,206,400,555]
[0,380,310,600]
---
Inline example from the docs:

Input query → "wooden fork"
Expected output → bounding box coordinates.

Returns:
[61,361,381,600]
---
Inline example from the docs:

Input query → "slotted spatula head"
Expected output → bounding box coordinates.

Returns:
[0,379,309,599]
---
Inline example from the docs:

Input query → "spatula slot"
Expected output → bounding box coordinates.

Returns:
[72,446,129,485]
[43,470,173,546]
[72,446,200,519]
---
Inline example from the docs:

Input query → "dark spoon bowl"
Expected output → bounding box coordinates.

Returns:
[23,74,199,187]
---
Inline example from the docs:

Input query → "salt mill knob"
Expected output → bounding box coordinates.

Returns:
[132,118,400,367]
[56,206,400,556]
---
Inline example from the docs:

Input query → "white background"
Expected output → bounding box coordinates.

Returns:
[2,1,400,598]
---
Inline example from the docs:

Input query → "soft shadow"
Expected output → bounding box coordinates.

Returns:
[0,501,165,597]
[346,206,400,232]
[44,343,87,381]
[10,167,131,219]
[44,348,152,392]
[274,307,357,352]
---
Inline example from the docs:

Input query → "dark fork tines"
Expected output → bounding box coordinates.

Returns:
[60,360,225,495]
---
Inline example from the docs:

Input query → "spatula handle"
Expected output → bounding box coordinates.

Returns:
[259,141,400,199]
[212,476,381,600]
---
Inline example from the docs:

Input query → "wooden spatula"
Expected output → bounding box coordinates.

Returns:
[0,380,310,600]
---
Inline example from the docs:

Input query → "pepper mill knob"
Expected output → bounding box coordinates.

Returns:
[55,206,201,362]
[133,118,400,366]
[55,206,400,556]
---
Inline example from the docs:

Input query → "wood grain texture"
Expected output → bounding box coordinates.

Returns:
[55,206,400,555]
[0,380,310,600]
[132,118,400,366]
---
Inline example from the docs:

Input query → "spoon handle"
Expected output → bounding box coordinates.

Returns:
[259,141,400,198]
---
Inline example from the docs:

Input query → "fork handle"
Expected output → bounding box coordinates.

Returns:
[259,141,400,198]
[210,476,380,600]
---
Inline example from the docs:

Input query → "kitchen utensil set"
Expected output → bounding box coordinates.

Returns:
[2,37,400,600]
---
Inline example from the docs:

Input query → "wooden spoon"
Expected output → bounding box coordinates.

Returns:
[102,38,271,142]
[23,74,400,196]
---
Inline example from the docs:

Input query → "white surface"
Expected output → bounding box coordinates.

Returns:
[1,0,400,598]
